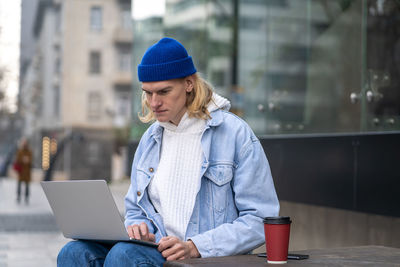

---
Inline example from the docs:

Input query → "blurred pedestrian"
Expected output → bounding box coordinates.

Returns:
[58,37,279,266]
[14,138,33,204]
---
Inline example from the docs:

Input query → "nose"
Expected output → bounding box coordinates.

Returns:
[149,93,161,110]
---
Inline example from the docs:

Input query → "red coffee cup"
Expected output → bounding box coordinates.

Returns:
[263,216,292,264]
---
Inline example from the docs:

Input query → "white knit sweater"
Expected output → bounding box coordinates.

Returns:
[148,93,230,240]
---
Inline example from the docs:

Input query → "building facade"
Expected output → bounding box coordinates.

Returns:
[19,0,132,180]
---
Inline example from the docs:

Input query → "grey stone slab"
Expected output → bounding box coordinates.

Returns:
[0,214,59,232]
[280,201,400,251]
[0,232,68,266]
[0,179,53,215]
[0,178,129,265]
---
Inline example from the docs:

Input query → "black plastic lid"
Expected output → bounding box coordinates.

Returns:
[263,216,292,224]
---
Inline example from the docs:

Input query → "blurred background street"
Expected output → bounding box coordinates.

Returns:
[0,176,129,267]
[0,0,400,265]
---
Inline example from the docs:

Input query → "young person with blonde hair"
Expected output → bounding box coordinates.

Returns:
[58,37,279,266]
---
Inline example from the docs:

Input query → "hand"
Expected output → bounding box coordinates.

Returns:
[126,222,155,242]
[158,236,200,261]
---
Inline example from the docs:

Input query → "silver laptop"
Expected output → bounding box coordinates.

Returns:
[41,180,157,247]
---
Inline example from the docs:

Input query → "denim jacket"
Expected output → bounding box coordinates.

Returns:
[124,109,280,257]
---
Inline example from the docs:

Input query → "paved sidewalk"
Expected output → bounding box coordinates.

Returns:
[0,177,130,267]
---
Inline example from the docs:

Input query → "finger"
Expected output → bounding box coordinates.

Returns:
[159,236,171,243]
[158,236,177,252]
[158,236,172,250]
[166,245,186,261]
[149,233,156,242]
[161,245,177,259]
[126,225,135,239]
[161,240,182,259]
[132,224,141,240]
[128,225,140,239]
[139,222,149,241]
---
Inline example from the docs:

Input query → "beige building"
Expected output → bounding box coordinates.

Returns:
[19,0,132,180]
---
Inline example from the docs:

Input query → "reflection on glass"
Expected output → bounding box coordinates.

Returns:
[131,0,400,138]
[239,0,362,135]
[90,6,103,32]
[365,0,400,132]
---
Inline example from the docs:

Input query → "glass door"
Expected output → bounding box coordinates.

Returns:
[236,0,400,135]
[361,0,400,132]
[130,0,400,136]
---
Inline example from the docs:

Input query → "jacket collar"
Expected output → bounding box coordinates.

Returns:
[207,109,224,127]
[150,121,163,142]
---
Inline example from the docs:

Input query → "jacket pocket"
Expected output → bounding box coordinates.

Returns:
[203,163,234,214]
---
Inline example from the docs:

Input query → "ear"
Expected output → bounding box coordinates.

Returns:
[185,75,194,93]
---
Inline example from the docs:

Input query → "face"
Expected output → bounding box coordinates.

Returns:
[142,77,193,125]
[20,139,28,148]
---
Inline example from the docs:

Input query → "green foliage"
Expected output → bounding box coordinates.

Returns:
[113,126,130,154]
[130,121,150,141]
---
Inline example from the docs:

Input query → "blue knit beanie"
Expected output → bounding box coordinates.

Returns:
[138,37,197,82]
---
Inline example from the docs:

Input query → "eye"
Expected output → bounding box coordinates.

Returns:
[159,89,169,95]
[144,91,152,97]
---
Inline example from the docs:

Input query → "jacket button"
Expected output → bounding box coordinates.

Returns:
[137,191,141,196]
[149,167,154,173]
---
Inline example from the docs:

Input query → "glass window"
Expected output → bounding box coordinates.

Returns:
[364,0,400,132]
[114,85,131,127]
[117,95,130,117]
[117,45,132,72]
[87,92,102,120]
[55,5,61,33]
[53,86,60,117]
[131,0,400,137]
[118,52,131,72]
[121,9,132,30]
[55,57,61,74]
[87,141,100,164]
[116,93,131,125]
[90,6,103,31]
[89,51,101,74]
[236,0,400,135]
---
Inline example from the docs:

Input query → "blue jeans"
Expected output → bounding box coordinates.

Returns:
[57,240,165,267]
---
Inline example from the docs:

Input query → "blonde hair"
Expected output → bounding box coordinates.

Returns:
[139,73,213,123]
